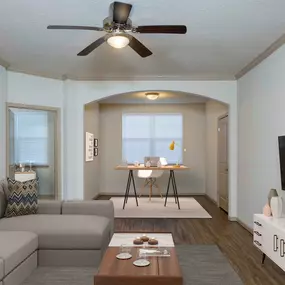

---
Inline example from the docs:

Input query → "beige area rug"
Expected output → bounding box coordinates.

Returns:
[110,197,212,218]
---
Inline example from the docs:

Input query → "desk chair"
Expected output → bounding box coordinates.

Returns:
[138,157,167,201]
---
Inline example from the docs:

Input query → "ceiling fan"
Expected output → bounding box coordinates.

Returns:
[47,1,187,58]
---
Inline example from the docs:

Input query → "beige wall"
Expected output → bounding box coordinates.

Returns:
[205,100,228,202]
[84,102,100,199]
[99,103,206,195]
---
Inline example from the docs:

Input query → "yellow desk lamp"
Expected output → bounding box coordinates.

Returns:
[169,141,186,167]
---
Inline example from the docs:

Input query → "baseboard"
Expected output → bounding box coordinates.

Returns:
[99,192,205,197]
[236,218,253,234]
[205,194,218,205]
[229,217,253,234]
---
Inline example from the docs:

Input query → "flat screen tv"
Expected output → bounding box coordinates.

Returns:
[278,136,285,190]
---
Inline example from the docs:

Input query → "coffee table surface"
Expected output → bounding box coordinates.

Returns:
[94,247,183,285]
[109,233,174,247]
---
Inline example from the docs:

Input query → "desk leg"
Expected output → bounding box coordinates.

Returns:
[123,171,132,209]
[172,170,180,210]
[164,170,180,210]
[130,170,139,206]
[164,171,172,207]
[123,170,138,209]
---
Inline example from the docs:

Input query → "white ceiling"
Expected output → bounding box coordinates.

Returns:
[1,0,285,80]
[98,91,208,104]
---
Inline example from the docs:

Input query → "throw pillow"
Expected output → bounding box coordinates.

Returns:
[5,177,38,218]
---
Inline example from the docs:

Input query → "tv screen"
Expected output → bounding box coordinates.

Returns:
[278,136,285,190]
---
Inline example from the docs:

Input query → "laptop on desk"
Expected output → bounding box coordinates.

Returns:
[144,156,160,167]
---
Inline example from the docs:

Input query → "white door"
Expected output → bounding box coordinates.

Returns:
[218,115,228,212]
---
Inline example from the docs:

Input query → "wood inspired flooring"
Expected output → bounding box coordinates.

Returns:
[98,195,285,285]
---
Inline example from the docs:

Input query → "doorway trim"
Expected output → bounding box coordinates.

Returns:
[217,112,229,212]
[6,102,61,199]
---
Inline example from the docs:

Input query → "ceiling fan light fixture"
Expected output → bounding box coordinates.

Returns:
[145,92,159,100]
[107,35,130,49]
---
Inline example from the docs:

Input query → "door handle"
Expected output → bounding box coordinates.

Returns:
[254,231,262,237]
[274,234,279,252]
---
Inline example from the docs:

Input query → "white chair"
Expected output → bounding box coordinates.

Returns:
[138,157,168,201]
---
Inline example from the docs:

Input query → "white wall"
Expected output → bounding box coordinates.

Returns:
[64,80,237,217]
[0,66,7,179]
[6,71,65,197]
[99,103,206,195]
[1,73,237,217]
[238,44,285,228]
[84,102,100,199]
[205,100,228,202]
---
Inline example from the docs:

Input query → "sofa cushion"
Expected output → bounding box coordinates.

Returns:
[5,178,38,218]
[0,179,8,219]
[0,215,111,250]
[0,258,3,280]
[0,231,38,276]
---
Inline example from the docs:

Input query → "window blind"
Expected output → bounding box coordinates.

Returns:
[122,113,183,164]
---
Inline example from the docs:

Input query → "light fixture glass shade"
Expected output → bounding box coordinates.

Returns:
[107,35,130,49]
[145,92,159,100]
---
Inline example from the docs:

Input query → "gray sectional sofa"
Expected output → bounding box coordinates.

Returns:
[0,179,114,285]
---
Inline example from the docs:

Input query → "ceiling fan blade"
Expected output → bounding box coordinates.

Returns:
[128,35,152,58]
[112,1,132,24]
[136,25,187,34]
[47,25,104,31]
[77,36,106,56]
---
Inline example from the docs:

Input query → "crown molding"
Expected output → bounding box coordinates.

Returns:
[235,33,285,79]
[65,74,236,81]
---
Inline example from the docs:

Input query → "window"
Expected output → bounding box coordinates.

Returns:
[122,114,183,164]
[13,110,49,165]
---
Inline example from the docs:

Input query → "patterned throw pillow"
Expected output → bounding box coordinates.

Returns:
[4,178,38,218]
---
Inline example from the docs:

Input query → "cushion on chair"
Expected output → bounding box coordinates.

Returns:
[5,178,38,218]
[0,215,111,250]
[0,231,38,276]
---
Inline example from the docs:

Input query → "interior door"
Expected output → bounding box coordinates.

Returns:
[218,114,228,212]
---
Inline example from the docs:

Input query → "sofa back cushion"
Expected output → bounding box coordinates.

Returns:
[5,178,39,218]
[0,179,8,218]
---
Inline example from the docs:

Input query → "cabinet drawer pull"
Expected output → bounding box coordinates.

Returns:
[254,231,262,237]
[254,240,262,246]
[274,235,279,251]
[280,239,285,257]
[254,221,262,226]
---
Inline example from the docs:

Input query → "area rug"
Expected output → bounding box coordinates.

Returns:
[22,245,243,285]
[110,196,212,218]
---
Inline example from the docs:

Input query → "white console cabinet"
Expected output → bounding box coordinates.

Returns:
[253,214,285,270]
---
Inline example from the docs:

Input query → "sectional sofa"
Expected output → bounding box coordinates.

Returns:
[0,179,114,285]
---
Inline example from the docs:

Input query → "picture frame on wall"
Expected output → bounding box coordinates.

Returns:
[85,132,94,162]
[94,148,98,157]
[94,138,98,147]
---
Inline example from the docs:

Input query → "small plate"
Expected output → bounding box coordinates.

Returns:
[116,253,132,260]
[133,259,150,267]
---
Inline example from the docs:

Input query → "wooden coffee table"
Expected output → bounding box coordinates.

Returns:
[94,247,183,285]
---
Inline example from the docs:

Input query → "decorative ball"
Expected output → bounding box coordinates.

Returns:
[148,238,158,245]
[140,235,149,242]
[133,238,143,245]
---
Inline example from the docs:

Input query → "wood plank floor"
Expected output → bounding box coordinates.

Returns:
[98,195,285,285]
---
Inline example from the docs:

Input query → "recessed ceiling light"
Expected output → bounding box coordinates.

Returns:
[145,92,159,100]
[107,35,130,49]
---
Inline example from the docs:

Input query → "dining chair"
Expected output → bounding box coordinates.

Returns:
[137,157,167,201]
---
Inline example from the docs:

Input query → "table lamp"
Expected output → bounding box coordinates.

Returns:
[169,141,186,167]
